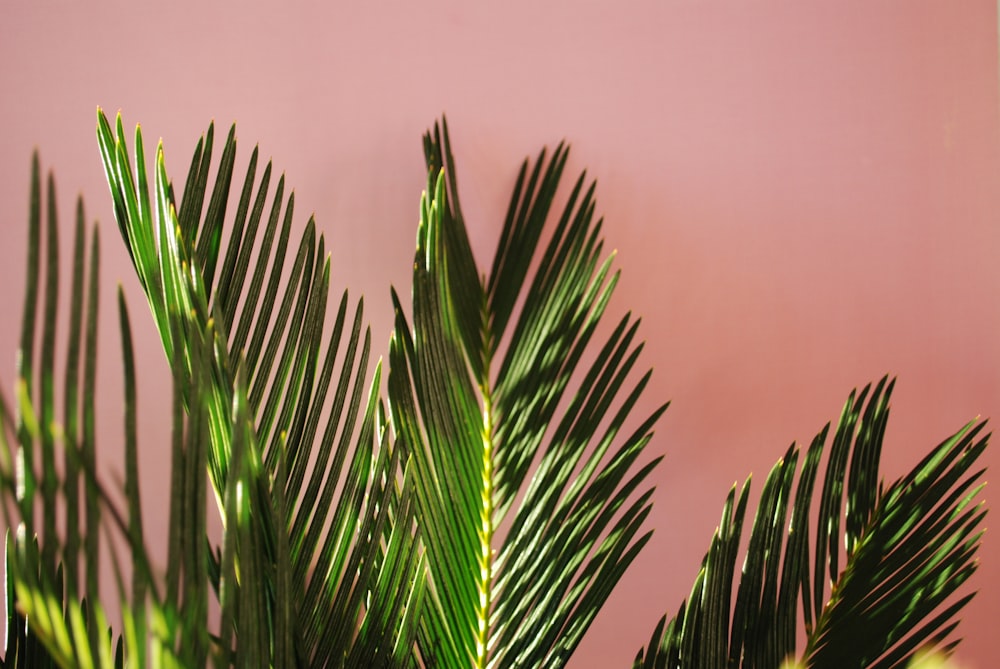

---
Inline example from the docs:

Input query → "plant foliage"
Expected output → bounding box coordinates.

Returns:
[0,114,990,669]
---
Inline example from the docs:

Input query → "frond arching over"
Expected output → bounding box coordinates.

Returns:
[96,111,424,667]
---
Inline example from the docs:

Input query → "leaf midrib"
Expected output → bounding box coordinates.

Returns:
[476,382,495,668]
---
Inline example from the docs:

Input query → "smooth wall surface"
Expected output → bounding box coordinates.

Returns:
[1,3,997,666]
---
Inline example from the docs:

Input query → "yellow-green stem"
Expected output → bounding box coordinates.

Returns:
[476,385,495,668]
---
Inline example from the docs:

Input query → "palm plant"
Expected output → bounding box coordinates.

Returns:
[0,112,989,668]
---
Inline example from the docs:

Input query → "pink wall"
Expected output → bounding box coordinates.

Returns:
[1,2,997,666]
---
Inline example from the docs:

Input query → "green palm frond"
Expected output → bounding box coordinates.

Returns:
[634,378,989,668]
[96,110,423,667]
[387,118,667,668]
[0,154,126,668]
[0,155,221,668]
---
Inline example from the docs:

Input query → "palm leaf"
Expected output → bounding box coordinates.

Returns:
[0,154,126,668]
[387,118,667,668]
[634,378,989,668]
[97,111,422,667]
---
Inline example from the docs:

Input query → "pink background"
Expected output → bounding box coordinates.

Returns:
[1,3,998,667]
